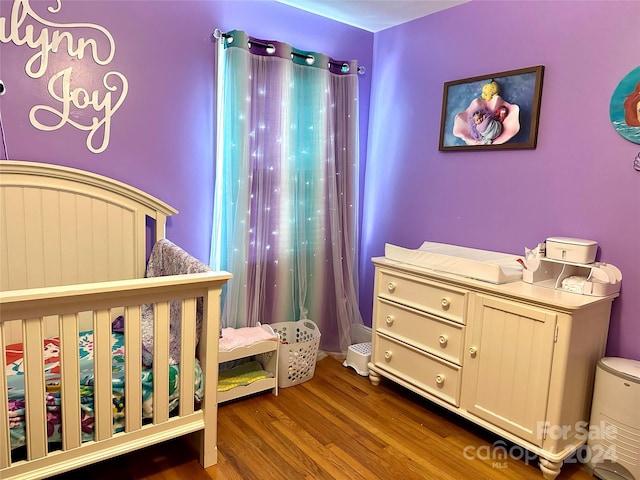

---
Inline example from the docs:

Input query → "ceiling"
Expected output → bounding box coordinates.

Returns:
[275,0,470,32]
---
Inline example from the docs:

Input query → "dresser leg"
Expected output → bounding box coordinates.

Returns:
[368,365,380,386]
[539,457,562,480]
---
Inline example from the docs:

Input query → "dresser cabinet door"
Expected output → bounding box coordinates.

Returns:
[464,294,557,446]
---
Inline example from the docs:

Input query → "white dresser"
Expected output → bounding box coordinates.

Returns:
[368,256,618,480]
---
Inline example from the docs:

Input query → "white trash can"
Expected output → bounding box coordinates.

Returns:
[586,357,640,480]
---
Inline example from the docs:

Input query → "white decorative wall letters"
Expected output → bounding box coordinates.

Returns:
[0,0,128,153]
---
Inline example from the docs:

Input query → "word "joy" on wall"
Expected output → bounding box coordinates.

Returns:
[0,0,128,154]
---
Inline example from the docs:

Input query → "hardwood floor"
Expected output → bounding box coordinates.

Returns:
[51,357,596,479]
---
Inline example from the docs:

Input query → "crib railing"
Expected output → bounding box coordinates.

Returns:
[0,271,230,480]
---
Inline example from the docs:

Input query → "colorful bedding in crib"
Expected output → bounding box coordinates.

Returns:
[5,330,203,450]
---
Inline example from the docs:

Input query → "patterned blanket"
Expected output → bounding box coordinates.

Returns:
[141,239,212,366]
[6,329,203,450]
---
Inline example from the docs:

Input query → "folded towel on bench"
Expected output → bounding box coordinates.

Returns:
[218,361,273,391]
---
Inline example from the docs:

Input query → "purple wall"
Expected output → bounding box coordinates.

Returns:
[1,1,638,361]
[0,0,373,263]
[361,0,640,360]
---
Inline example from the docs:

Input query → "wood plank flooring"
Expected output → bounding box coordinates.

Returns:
[51,356,595,479]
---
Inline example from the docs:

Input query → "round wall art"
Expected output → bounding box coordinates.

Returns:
[610,66,640,144]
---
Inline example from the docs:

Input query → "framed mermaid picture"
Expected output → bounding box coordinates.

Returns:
[609,66,640,145]
[439,65,545,151]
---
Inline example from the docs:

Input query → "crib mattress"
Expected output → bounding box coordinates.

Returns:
[5,330,203,450]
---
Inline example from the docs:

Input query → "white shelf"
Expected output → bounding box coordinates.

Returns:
[523,257,621,296]
[218,376,278,403]
[219,338,279,363]
[218,325,279,403]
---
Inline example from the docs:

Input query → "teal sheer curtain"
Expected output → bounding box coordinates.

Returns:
[211,30,363,354]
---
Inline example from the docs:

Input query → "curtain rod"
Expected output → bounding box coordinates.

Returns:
[212,29,365,75]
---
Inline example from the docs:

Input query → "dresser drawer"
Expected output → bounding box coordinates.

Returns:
[378,269,467,324]
[376,299,464,365]
[374,334,462,406]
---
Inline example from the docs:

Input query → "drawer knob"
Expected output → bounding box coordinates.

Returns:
[385,315,394,326]
[384,350,393,361]
[441,297,451,310]
[438,334,448,346]
[387,282,396,293]
[435,374,445,386]
[469,346,478,357]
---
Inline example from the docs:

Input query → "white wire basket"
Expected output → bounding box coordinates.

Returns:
[270,320,321,388]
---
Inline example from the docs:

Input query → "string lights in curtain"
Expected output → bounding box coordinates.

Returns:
[210,29,364,354]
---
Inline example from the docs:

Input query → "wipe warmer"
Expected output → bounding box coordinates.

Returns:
[545,237,598,264]
[523,237,621,296]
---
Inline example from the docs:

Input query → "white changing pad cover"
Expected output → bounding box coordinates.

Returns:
[384,242,523,284]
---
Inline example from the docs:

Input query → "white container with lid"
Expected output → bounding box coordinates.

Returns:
[545,236,598,264]
[587,357,640,480]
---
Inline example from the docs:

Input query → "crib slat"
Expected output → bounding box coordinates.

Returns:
[91,201,109,280]
[135,211,147,278]
[153,302,170,424]
[23,318,48,460]
[179,298,196,417]
[59,192,79,287]
[3,187,28,289]
[93,309,113,441]
[76,197,93,284]
[0,187,9,290]
[106,204,130,281]
[23,188,45,288]
[124,305,142,432]
[41,189,63,287]
[0,323,11,469]
[198,287,220,467]
[59,314,81,450]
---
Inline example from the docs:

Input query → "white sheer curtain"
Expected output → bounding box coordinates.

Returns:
[211,30,363,354]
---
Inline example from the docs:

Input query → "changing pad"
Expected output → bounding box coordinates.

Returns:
[384,242,523,284]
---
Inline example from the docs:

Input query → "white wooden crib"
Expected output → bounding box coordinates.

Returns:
[0,161,231,479]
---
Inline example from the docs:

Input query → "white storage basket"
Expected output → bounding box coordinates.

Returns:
[270,320,321,388]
